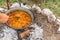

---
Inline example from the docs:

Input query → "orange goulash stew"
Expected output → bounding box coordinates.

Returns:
[7,10,32,29]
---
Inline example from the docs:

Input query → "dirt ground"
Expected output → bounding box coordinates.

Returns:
[43,33,60,40]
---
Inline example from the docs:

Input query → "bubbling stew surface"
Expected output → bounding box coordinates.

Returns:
[7,10,32,29]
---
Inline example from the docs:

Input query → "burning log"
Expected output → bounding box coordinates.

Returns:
[19,30,32,38]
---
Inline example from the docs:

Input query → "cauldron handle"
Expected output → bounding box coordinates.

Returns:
[6,0,11,10]
[6,0,22,10]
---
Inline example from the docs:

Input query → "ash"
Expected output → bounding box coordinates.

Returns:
[0,24,18,40]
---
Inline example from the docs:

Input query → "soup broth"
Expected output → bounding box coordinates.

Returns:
[7,10,32,29]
